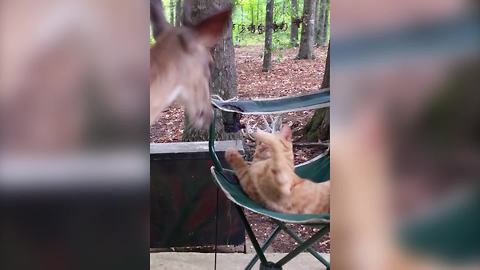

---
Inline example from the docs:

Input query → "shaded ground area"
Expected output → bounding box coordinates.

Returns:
[151,252,330,269]
[150,45,330,253]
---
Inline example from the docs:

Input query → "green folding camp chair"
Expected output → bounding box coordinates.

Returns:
[208,90,331,270]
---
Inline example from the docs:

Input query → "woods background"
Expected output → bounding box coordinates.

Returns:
[151,0,330,143]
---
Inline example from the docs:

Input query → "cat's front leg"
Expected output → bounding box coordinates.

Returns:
[225,148,249,175]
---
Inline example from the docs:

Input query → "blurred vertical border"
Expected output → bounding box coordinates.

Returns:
[331,0,480,269]
[0,1,150,270]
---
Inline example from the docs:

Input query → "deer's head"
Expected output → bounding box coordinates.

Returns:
[149,0,231,128]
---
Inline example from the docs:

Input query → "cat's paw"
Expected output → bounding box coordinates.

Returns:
[225,148,240,162]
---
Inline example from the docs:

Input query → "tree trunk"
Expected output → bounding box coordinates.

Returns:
[262,0,274,72]
[169,0,175,25]
[175,0,182,27]
[297,0,316,59]
[290,0,299,46]
[182,0,240,142]
[314,0,320,46]
[317,0,329,46]
[303,45,329,142]
[314,0,322,45]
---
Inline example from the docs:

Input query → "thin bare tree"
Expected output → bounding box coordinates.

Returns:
[297,0,317,59]
[262,0,275,72]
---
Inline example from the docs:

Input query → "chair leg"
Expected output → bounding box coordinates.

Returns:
[235,205,269,267]
[275,225,330,268]
[246,225,282,270]
[276,222,330,269]
[259,262,282,270]
[235,205,330,269]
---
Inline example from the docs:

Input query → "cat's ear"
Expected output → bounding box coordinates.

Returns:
[280,125,292,141]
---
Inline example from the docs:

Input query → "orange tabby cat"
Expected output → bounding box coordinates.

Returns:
[225,125,330,214]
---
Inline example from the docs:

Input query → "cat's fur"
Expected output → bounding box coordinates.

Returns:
[225,125,330,214]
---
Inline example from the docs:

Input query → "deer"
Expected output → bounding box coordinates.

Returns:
[149,0,232,128]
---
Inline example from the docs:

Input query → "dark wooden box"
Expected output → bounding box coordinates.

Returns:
[150,141,245,250]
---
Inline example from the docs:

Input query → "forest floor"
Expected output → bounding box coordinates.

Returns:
[150,45,330,253]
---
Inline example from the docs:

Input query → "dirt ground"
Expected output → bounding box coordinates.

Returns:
[151,45,330,253]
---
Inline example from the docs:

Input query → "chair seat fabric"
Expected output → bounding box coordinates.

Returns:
[210,168,330,225]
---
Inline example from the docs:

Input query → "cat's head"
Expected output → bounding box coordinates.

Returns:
[253,125,293,161]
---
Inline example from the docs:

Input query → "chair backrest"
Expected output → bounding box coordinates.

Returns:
[295,152,330,183]
[209,110,331,183]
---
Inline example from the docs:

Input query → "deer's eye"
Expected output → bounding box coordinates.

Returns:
[177,31,196,53]
[178,34,190,53]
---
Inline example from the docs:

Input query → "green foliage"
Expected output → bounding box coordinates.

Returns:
[150,27,155,45]
[272,31,292,49]
[232,0,297,48]
[156,0,330,49]
[233,30,292,48]
[161,0,175,23]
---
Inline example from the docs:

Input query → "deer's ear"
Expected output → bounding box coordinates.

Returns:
[280,125,292,142]
[193,8,232,48]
